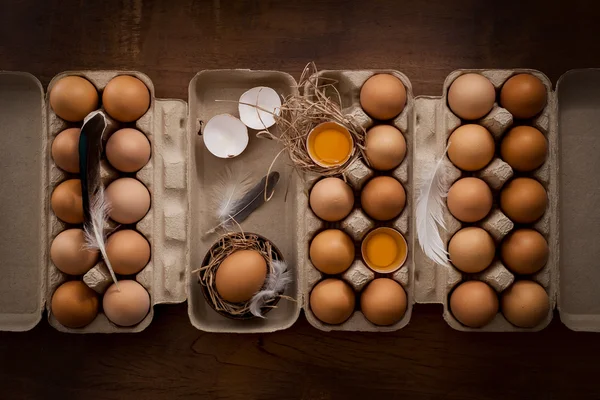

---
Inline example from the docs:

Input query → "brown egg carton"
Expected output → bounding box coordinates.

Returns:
[413,69,558,332]
[45,71,189,333]
[299,70,414,332]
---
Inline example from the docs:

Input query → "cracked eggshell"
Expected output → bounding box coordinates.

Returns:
[203,113,249,158]
[238,86,281,130]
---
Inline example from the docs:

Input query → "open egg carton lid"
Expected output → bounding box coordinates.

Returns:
[413,68,600,332]
[0,70,189,332]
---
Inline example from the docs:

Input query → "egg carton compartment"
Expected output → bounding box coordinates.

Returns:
[299,69,414,332]
[187,70,302,334]
[414,69,558,332]
[45,71,188,333]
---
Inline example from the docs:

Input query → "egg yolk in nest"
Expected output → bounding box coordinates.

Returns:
[309,128,352,166]
[366,232,398,268]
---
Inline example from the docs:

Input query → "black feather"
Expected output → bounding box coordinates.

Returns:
[79,112,107,220]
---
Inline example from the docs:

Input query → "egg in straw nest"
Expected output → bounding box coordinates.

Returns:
[194,231,293,319]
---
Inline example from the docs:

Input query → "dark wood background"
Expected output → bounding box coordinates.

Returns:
[2,0,600,399]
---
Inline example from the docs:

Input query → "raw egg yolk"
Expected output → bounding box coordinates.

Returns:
[366,232,398,269]
[310,128,352,166]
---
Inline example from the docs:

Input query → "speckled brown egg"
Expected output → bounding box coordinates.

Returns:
[500,178,547,224]
[361,176,406,221]
[448,124,495,171]
[447,73,496,120]
[51,179,84,224]
[51,281,99,328]
[102,75,150,122]
[360,278,407,326]
[502,280,549,328]
[500,74,547,119]
[364,125,407,171]
[310,278,355,325]
[450,281,498,328]
[500,126,547,172]
[501,229,548,275]
[50,229,98,275]
[448,227,495,273]
[49,76,99,122]
[105,178,151,224]
[447,178,492,223]
[310,229,355,274]
[51,128,81,173]
[360,74,407,120]
[309,177,354,222]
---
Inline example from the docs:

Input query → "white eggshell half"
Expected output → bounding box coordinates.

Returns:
[203,114,249,158]
[238,86,281,130]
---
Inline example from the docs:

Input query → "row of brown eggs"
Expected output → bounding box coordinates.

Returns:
[308,74,410,327]
[48,74,153,329]
[444,72,551,329]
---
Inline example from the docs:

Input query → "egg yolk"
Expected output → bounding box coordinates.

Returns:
[366,232,398,269]
[310,128,352,166]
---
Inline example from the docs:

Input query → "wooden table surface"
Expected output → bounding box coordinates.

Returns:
[2,0,600,399]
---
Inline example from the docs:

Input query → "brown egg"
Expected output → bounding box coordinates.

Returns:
[106,230,151,275]
[310,278,355,325]
[106,128,151,173]
[49,76,99,122]
[364,125,407,171]
[447,73,496,120]
[361,176,406,221]
[51,179,84,224]
[51,281,99,328]
[50,229,98,275]
[360,278,407,326]
[500,74,547,119]
[500,178,547,223]
[360,74,407,120]
[105,178,151,224]
[215,250,267,303]
[310,229,355,274]
[502,280,549,328]
[447,178,492,223]
[500,126,547,172]
[448,124,495,171]
[448,227,495,273]
[501,229,548,275]
[450,281,498,328]
[102,75,150,122]
[103,280,151,327]
[309,177,354,222]
[51,128,81,173]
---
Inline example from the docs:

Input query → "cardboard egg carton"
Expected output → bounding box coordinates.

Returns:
[0,71,188,333]
[299,70,414,332]
[3,67,600,334]
[413,69,558,332]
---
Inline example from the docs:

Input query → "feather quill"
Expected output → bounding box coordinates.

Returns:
[249,260,291,318]
[416,144,451,266]
[79,111,119,288]
[205,170,281,235]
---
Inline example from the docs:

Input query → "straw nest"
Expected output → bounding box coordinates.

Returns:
[195,232,286,319]
[258,62,366,177]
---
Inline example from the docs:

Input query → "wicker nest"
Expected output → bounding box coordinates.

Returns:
[196,232,287,319]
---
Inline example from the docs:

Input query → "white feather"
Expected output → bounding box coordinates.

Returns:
[249,260,291,318]
[205,164,254,235]
[83,186,119,289]
[416,144,450,266]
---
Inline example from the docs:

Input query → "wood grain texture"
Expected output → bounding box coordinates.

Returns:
[1,0,600,399]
